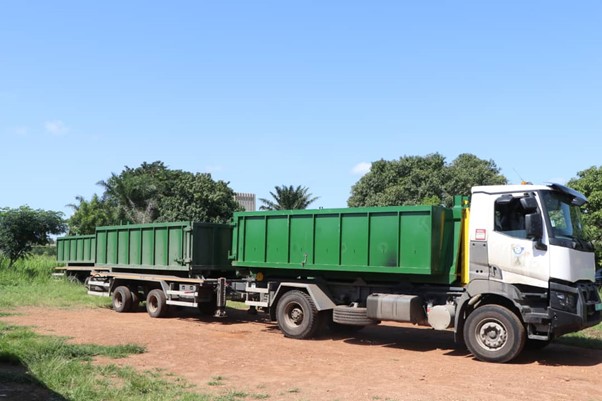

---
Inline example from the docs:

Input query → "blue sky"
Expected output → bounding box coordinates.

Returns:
[1,1,601,216]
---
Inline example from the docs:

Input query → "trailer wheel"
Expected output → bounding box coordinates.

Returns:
[146,289,168,318]
[112,286,133,313]
[464,305,525,363]
[276,290,320,339]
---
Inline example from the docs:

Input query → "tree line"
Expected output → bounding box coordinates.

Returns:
[1,154,602,267]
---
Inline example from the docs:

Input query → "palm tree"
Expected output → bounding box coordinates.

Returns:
[259,185,319,210]
[97,172,159,224]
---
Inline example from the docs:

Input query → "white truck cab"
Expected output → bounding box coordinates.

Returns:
[465,183,601,347]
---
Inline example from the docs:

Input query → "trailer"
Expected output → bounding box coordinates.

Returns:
[55,234,109,281]
[58,183,602,363]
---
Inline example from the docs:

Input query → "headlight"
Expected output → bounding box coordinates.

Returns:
[551,290,577,313]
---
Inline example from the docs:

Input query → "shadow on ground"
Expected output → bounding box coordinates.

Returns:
[0,362,67,401]
[123,304,602,367]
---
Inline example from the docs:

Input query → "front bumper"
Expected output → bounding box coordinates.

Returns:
[548,281,602,337]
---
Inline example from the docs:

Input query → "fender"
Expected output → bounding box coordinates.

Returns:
[454,279,527,341]
[271,282,336,311]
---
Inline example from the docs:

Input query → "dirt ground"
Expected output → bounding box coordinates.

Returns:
[1,306,601,401]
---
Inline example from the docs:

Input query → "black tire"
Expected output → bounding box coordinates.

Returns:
[276,290,320,339]
[332,305,377,326]
[464,305,526,363]
[146,289,168,318]
[112,286,133,313]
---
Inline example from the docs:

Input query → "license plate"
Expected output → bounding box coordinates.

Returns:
[596,303,602,312]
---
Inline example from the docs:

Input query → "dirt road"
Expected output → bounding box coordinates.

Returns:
[2,306,601,401]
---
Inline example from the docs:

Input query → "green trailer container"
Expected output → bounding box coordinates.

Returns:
[95,221,235,276]
[231,204,463,284]
[56,235,96,266]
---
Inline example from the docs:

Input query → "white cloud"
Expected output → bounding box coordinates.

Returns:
[351,162,371,176]
[44,120,69,136]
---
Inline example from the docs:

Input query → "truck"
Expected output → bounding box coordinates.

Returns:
[57,183,602,363]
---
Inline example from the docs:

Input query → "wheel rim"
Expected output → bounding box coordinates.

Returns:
[476,318,507,350]
[148,296,158,313]
[114,292,123,308]
[284,302,304,327]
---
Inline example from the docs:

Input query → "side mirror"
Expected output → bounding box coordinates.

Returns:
[526,212,547,250]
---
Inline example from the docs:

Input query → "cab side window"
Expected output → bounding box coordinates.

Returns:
[494,196,527,238]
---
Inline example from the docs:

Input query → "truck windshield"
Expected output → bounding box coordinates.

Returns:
[540,190,591,250]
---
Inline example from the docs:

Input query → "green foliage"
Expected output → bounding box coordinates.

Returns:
[259,185,318,210]
[444,153,507,204]
[158,172,243,223]
[30,245,57,258]
[0,206,66,267]
[68,161,241,233]
[568,166,602,268]
[0,255,111,309]
[97,161,171,224]
[67,194,119,235]
[348,153,507,207]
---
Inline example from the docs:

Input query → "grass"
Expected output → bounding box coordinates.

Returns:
[0,255,266,401]
[0,255,110,309]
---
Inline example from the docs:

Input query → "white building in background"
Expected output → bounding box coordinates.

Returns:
[234,192,256,211]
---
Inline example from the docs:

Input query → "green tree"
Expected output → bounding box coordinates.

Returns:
[158,172,243,223]
[259,185,319,210]
[348,153,447,207]
[567,166,602,268]
[0,206,66,267]
[443,153,507,205]
[97,161,170,224]
[348,153,508,207]
[67,161,242,232]
[67,194,119,235]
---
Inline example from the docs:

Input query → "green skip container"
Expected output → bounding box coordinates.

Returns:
[56,235,96,266]
[231,205,463,284]
[58,222,235,277]
[95,221,234,276]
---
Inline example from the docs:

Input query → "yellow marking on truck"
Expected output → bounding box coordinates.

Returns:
[461,207,470,285]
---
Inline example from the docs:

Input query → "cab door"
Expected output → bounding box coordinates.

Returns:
[487,192,550,288]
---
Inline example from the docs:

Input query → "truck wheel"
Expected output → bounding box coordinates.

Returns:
[464,305,525,363]
[276,290,320,339]
[112,286,133,313]
[146,289,168,318]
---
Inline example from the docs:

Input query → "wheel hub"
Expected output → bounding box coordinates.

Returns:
[479,321,507,349]
[289,307,303,325]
